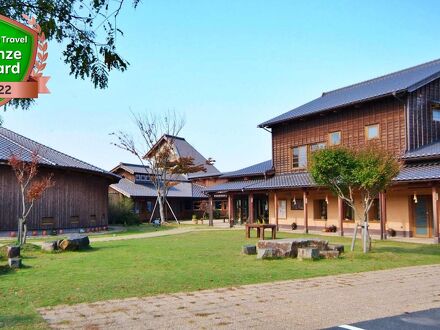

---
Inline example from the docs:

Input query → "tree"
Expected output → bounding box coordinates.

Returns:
[309,146,400,253]
[112,111,213,224]
[0,0,139,110]
[8,152,55,246]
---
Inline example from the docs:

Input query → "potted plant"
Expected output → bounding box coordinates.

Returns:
[387,228,396,237]
[192,214,198,224]
[291,222,297,230]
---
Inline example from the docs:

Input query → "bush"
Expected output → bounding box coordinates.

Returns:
[109,197,141,226]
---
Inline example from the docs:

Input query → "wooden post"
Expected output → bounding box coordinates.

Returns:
[248,193,254,223]
[303,190,308,234]
[338,196,344,237]
[274,192,279,231]
[208,195,214,227]
[432,187,439,243]
[227,194,232,221]
[379,192,387,240]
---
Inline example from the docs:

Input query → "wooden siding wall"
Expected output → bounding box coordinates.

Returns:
[272,97,406,174]
[0,166,110,231]
[408,78,440,150]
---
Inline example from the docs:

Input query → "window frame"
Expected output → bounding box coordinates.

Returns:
[292,145,308,169]
[432,105,440,122]
[365,123,380,141]
[328,131,341,146]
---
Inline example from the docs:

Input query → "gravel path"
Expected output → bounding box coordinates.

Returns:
[39,264,440,329]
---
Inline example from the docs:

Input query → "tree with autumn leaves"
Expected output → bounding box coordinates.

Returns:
[8,152,54,246]
[113,112,213,224]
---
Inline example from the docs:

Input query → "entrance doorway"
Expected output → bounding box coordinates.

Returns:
[412,195,433,237]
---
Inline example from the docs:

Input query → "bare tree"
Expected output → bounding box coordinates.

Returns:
[112,111,212,224]
[8,152,55,246]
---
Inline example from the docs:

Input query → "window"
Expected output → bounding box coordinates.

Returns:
[434,110,440,121]
[291,198,304,210]
[310,142,326,152]
[366,124,379,140]
[314,199,328,220]
[70,216,79,226]
[292,145,307,168]
[343,202,354,221]
[329,131,341,146]
[215,201,223,210]
[368,199,380,221]
[147,201,153,212]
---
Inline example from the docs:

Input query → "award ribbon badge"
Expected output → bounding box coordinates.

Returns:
[0,14,50,106]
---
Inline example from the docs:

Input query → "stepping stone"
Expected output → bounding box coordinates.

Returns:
[319,250,340,259]
[327,244,344,253]
[297,248,320,260]
[242,245,257,255]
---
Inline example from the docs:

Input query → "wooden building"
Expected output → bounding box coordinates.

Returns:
[109,135,227,221]
[205,58,440,241]
[0,127,119,234]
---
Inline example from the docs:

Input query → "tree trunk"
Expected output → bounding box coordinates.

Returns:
[22,221,28,245]
[17,217,23,246]
[158,196,166,223]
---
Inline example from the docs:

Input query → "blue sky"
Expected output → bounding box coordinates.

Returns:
[2,0,440,172]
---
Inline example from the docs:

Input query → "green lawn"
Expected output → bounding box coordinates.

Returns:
[1,230,440,329]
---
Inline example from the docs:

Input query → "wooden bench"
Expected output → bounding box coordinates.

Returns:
[245,223,277,240]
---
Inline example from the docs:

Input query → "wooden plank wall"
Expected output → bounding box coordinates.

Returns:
[271,96,406,174]
[408,78,440,150]
[0,165,111,231]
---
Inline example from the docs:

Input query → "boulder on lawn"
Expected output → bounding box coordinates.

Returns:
[297,247,320,260]
[257,248,277,259]
[7,246,20,258]
[242,245,257,255]
[41,241,58,252]
[319,250,340,259]
[8,257,22,268]
[327,244,344,254]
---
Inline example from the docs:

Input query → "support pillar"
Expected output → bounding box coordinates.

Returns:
[228,194,232,221]
[274,192,279,231]
[379,192,387,240]
[338,196,344,236]
[303,190,308,234]
[248,193,254,223]
[432,187,439,243]
[208,195,214,227]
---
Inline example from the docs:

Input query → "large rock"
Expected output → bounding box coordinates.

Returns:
[257,238,328,258]
[8,257,22,268]
[41,241,58,252]
[242,245,257,255]
[319,250,340,259]
[297,248,320,260]
[7,246,20,258]
[257,248,277,259]
[59,235,90,251]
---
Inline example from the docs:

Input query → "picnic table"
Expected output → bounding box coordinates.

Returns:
[245,223,277,240]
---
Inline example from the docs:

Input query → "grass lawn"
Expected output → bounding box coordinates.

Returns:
[1,230,440,329]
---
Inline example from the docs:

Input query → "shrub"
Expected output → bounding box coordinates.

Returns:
[109,197,141,226]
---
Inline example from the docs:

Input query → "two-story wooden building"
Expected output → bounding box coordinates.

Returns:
[206,58,440,241]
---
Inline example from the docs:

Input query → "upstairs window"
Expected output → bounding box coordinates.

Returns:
[366,124,379,140]
[329,131,341,146]
[310,142,326,152]
[292,145,307,168]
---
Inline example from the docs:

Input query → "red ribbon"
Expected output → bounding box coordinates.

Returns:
[0,76,50,98]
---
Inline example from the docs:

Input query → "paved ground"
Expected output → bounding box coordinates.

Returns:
[327,307,440,329]
[39,264,440,330]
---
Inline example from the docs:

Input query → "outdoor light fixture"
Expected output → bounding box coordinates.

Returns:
[413,193,418,204]
[325,195,329,204]
[293,196,296,205]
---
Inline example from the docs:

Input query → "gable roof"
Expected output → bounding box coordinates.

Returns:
[221,160,273,178]
[146,134,221,179]
[0,127,118,181]
[259,58,440,128]
[111,162,152,175]
[110,178,207,198]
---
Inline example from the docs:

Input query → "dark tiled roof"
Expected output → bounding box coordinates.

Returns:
[403,141,440,160]
[192,183,208,198]
[203,179,264,193]
[246,173,315,190]
[112,163,152,175]
[259,58,440,127]
[110,178,201,198]
[172,137,221,179]
[0,127,118,180]
[394,162,440,181]
[221,160,273,178]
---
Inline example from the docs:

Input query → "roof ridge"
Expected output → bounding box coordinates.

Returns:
[322,58,440,96]
[0,127,107,173]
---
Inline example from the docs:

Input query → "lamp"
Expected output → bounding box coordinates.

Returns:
[413,193,418,204]
[325,195,329,204]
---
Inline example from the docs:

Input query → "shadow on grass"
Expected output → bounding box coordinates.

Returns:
[373,245,440,256]
[0,314,42,328]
